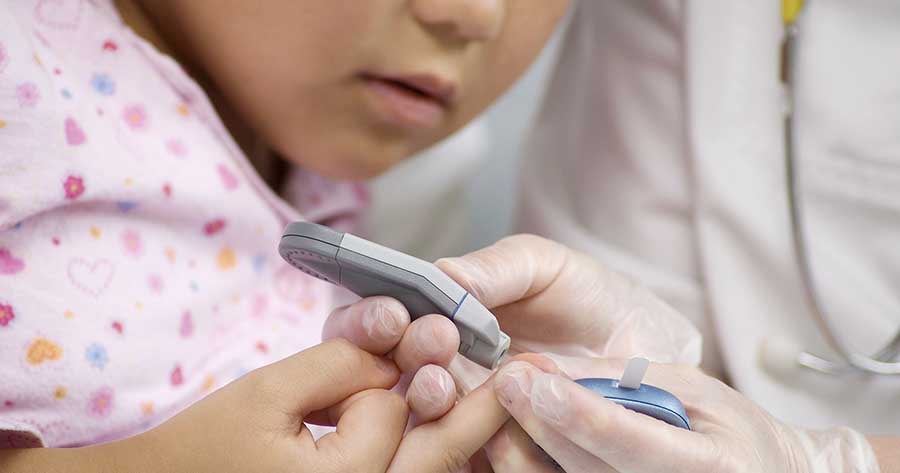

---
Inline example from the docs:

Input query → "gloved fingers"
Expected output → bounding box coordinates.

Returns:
[322,296,410,355]
[527,370,715,473]
[435,234,568,309]
[407,364,457,424]
[536,353,709,408]
[493,362,616,473]
[391,314,460,373]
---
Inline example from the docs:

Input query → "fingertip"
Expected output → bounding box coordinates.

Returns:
[323,296,410,355]
[361,296,410,343]
[415,316,460,365]
[395,315,460,373]
[494,361,541,410]
[407,364,456,423]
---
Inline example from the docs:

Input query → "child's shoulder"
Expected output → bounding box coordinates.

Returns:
[0,1,218,229]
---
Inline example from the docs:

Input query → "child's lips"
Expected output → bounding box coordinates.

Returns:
[360,73,455,130]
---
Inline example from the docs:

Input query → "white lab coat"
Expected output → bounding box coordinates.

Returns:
[519,0,900,433]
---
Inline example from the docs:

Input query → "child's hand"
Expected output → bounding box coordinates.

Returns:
[323,296,462,423]
[321,298,510,472]
[0,340,408,473]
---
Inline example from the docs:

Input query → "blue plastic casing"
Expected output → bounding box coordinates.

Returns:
[539,378,690,470]
[574,378,691,430]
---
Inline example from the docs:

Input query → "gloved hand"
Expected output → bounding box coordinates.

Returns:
[438,233,701,373]
[491,354,880,473]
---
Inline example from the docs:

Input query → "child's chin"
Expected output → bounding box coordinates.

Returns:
[292,152,401,181]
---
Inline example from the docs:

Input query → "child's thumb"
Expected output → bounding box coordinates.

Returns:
[247,338,400,417]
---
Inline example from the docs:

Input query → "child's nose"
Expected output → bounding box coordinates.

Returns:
[411,0,505,42]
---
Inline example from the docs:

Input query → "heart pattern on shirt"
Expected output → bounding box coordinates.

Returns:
[67,258,114,297]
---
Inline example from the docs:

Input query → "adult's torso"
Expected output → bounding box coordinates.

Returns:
[518,0,900,432]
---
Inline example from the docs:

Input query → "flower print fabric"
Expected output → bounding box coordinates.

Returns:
[0,0,368,448]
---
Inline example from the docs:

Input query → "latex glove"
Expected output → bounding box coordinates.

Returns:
[491,354,880,473]
[435,234,702,392]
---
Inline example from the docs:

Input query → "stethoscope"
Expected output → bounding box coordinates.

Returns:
[782,0,900,375]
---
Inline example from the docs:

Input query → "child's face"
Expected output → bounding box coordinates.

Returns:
[133,1,569,179]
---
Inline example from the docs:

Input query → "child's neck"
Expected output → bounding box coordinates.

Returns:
[113,0,286,189]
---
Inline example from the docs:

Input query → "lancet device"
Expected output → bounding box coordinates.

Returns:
[279,221,511,369]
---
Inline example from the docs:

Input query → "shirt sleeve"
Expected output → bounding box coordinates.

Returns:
[0,2,81,232]
[0,3,58,447]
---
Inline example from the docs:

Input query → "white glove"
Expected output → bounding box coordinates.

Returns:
[491,354,880,473]
[435,234,702,472]
[436,234,702,393]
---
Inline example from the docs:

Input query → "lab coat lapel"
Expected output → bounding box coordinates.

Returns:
[684,0,830,409]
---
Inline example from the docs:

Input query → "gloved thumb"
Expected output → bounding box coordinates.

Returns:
[435,234,568,309]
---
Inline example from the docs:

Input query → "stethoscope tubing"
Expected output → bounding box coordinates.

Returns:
[782,7,900,375]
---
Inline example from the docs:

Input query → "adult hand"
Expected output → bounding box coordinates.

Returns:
[491,354,880,473]
[437,234,701,374]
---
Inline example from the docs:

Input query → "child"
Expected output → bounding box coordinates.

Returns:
[0,0,568,465]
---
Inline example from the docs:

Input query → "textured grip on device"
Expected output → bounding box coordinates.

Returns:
[280,237,342,284]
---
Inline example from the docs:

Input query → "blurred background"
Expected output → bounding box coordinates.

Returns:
[362,20,568,261]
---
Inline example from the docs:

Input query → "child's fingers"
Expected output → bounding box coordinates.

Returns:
[391,314,460,373]
[406,364,457,424]
[306,363,457,428]
[322,296,410,355]
[388,376,510,473]
[252,339,400,417]
[314,388,409,473]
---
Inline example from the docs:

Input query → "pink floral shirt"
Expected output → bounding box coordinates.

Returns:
[0,0,369,447]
